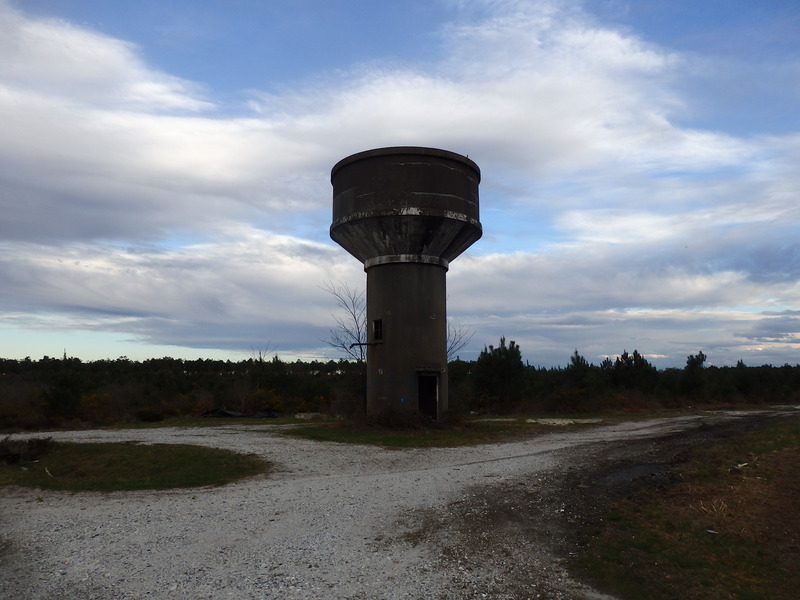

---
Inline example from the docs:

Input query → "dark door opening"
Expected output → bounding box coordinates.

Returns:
[418,373,438,420]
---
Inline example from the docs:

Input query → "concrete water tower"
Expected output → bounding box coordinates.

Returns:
[330,147,482,420]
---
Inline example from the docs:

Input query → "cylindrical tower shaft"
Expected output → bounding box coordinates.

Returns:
[330,147,481,420]
[366,262,448,418]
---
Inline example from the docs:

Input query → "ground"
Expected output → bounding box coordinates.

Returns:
[388,411,795,599]
[1,409,796,599]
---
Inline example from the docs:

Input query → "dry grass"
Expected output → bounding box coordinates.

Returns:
[574,416,800,600]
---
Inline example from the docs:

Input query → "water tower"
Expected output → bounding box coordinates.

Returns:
[330,147,482,420]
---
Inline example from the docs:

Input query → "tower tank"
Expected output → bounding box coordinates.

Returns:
[330,147,481,420]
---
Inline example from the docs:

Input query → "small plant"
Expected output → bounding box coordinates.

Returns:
[0,436,52,464]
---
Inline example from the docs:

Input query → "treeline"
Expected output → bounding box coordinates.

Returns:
[452,338,800,414]
[1,339,799,430]
[0,354,364,430]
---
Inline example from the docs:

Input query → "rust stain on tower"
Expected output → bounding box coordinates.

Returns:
[330,147,482,420]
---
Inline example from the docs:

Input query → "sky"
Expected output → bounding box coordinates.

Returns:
[1,0,798,369]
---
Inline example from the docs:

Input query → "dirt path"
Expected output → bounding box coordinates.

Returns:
[378,409,796,599]
[1,409,795,599]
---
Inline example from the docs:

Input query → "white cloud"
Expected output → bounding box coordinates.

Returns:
[0,2,210,112]
[0,227,361,352]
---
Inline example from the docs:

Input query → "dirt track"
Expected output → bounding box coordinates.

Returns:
[1,409,795,599]
[401,410,794,599]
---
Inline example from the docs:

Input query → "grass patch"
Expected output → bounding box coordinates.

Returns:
[107,415,306,429]
[288,417,573,448]
[1,414,315,434]
[0,441,270,492]
[574,415,800,600]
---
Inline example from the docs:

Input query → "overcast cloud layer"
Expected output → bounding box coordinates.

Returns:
[1,0,798,367]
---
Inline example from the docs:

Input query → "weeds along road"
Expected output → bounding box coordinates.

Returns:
[2,408,796,600]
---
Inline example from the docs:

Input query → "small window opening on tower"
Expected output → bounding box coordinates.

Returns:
[373,319,383,341]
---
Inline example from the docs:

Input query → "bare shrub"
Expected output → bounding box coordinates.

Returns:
[0,436,52,463]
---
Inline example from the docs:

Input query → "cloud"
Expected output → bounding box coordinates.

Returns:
[735,312,800,345]
[0,2,211,112]
[0,227,361,353]
[0,88,338,242]
[0,2,340,245]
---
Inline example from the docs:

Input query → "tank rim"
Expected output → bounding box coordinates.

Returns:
[331,146,480,183]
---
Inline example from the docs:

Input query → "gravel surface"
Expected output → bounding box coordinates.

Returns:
[2,410,794,599]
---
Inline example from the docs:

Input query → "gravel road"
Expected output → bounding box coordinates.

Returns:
[2,409,794,600]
